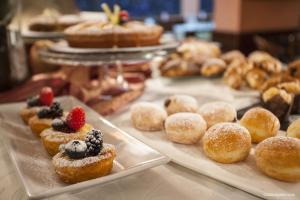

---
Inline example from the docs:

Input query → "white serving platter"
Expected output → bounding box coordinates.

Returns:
[0,96,170,199]
[110,95,300,200]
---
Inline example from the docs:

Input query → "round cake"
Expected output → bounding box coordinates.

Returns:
[64,21,163,48]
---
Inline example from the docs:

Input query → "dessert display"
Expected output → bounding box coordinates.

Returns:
[52,129,116,183]
[287,118,300,139]
[20,87,54,124]
[28,9,83,32]
[164,112,207,144]
[255,136,300,182]
[240,107,280,143]
[202,123,251,164]
[28,102,65,136]
[159,38,221,77]
[198,102,237,128]
[164,94,198,115]
[41,106,93,156]
[64,4,163,48]
[131,102,167,131]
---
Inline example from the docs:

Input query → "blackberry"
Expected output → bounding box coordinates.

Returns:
[64,140,87,159]
[37,108,52,118]
[85,129,103,156]
[27,96,40,107]
[51,119,72,133]
[50,102,63,118]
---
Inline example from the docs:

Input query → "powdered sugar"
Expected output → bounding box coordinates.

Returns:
[165,112,206,130]
[52,144,115,168]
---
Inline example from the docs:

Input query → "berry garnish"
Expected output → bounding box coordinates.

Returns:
[27,96,40,107]
[39,87,53,106]
[37,102,63,119]
[37,108,52,118]
[85,129,103,156]
[66,106,85,131]
[119,10,129,24]
[50,102,63,118]
[64,140,87,159]
[52,118,72,133]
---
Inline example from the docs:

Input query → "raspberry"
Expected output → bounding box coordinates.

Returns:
[39,87,53,106]
[119,10,129,24]
[66,106,85,131]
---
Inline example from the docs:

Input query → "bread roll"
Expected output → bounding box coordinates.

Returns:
[240,107,280,143]
[131,102,167,131]
[165,112,207,144]
[255,136,300,182]
[198,102,236,128]
[202,122,251,163]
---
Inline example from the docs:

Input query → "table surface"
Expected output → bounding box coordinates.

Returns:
[0,77,261,200]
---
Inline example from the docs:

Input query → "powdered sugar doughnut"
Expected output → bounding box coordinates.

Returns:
[202,122,251,163]
[240,107,280,143]
[198,102,236,128]
[165,112,207,144]
[255,136,300,182]
[164,95,198,115]
[131,102,167,131]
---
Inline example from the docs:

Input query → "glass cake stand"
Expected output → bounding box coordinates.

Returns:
[39,40,178,96]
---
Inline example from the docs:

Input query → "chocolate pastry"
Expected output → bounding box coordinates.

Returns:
[262,87,293,127]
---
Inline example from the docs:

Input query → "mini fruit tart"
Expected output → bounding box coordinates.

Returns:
[41,106,93,156]
[20,87,54,124]
[29,102,65,136]
[52,129,116,183]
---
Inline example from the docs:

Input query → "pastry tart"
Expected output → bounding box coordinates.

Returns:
[41,107,93,156]
[53,129,116,183]
[20,87,54,124]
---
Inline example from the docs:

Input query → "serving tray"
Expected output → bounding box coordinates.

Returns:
[0,96,169,199]
[111,95,300,200]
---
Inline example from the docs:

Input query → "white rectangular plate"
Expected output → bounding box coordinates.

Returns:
[111,95,300,200]
[0,96,170,199]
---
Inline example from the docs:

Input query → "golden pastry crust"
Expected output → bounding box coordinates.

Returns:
[164,112,207,144]
[288,59,300,79]
[221,50,246,64]
[262,87,293,104]
[246,68,268,90]
[278,81,300,94]
[202,122,251,164]
[41,124,93,156]
[255,136,300,182]
[20,107,41,124]
[64,21,163,48]
[248,51,282,74]
[131,102,167,131]
[201,58,226,77]
[240,107,280,143]
[28,115,53,137]
[53,144,116,183]
[287,118,300,139]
